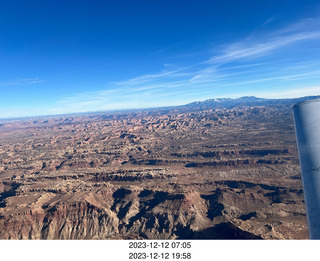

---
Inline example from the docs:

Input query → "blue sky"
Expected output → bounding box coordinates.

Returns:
[1,0,320,118]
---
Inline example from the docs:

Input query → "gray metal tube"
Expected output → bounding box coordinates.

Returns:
[293,98,320,239]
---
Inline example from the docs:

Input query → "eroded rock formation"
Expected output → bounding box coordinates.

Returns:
[0,99,309,239]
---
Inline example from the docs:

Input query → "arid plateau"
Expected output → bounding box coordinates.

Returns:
[0,97,313,239]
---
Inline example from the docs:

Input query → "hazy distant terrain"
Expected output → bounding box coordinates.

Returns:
[0,96,314,239]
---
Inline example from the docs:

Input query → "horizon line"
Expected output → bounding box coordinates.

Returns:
[1,94,319,121]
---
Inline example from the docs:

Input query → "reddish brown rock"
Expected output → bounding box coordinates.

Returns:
[0,102,308,239]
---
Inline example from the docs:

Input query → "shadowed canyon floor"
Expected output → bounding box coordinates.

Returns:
[0,98,309,239]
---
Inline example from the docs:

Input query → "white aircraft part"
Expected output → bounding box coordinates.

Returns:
[293,98,320,239]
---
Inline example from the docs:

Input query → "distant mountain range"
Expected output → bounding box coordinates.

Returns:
[3,95,320,121]
[183,95,320,110]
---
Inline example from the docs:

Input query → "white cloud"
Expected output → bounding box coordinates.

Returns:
[207,31,320,64]
[262,17,275,27]
[207,17,320,64]
[0,78,45,87]
[113,67,191,86]
[254,86,320,99]
[53,16,320,114]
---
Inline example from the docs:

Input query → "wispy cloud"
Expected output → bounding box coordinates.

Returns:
[207,31,320,64]
[113,66,192,86]
[208,17,320,64]
[54,16,320,114]
[262,17,275,27]
[0,78,45,87]
[251,86,320,99]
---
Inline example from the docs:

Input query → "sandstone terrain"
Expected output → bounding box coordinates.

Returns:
[0,97,312,239]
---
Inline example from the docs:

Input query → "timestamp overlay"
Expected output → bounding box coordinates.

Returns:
[2,239,318,261]
[125,240,317,261]
[128,241,192,260]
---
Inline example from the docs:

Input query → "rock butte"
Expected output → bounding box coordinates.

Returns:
[0,97,312,239]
